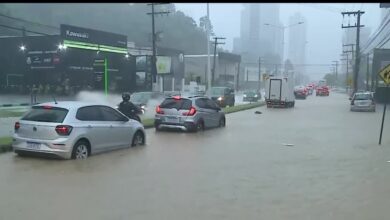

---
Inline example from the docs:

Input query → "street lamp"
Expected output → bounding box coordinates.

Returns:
[264,21,304,72]
[19,45,26,51]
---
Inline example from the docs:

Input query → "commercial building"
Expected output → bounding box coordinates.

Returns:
[0,24,183,94]
[184,52,241,89]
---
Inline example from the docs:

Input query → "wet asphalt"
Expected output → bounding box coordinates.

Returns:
[0,92,390,220]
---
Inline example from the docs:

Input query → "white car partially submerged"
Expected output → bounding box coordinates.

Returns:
[350,92,376,112]
[13,101,146,159]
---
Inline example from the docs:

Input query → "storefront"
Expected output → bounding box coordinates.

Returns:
[0,24,136,94]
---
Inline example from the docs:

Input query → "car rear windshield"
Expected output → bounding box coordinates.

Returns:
[160,98,192,110]
[21,106,69,123]
[354,94,372,100]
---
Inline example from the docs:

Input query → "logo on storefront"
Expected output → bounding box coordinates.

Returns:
[66,30,89,39]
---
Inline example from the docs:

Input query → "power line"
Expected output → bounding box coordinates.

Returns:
[0,24,50,36]
[0,12,59,30]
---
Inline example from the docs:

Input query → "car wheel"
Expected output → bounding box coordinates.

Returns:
[196,121,204,132]
[219,117,226,127]
[132,131,145,147]
[15,151,28,157]
[71,140,90,160]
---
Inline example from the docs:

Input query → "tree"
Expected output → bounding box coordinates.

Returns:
[3,3,209,54]
[199,15,214,36]
[324,73,337,87]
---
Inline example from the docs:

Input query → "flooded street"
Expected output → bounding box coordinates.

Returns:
[1,92,390,220]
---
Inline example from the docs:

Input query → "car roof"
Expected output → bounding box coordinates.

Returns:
[34,101,113,110]
[355,92,371,95]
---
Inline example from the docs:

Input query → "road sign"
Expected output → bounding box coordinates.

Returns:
[263,73,268,81]
[379,63,390,85]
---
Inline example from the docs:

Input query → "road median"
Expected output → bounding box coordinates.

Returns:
[0,101,265,153]
[0,137,12,153]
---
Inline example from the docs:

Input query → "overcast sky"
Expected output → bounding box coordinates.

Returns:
[175,3,381,80]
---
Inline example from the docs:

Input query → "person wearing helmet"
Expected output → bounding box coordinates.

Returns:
[118,92,142,122]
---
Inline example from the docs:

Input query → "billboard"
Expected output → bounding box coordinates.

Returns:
[156,56,172,75]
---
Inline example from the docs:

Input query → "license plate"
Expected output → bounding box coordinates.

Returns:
[166,117,179,123]
[26,142,41,150]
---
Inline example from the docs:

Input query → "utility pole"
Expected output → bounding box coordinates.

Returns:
[342,10,365,94]
[258,57,262,91]
[332,61,339,87]
[343,43,355,94]
[212,37,225,87]
[147,3,170,91]
[206,3,211,91]
[341,53,349,93]
[366,54,370,91]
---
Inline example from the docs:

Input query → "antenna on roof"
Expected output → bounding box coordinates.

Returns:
[52,95,58,104]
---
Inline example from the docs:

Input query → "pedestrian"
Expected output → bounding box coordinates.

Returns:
[31,84,38,104]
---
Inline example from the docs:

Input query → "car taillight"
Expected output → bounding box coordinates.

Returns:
[55,125,73,136]
[14,122,20,131]
[183,106,197,116]
[156,105,164,114]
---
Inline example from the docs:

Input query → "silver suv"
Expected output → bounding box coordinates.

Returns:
[154,96,226,132]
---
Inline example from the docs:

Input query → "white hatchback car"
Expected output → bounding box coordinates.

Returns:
[13,101,146,159]
[350,92,376,112]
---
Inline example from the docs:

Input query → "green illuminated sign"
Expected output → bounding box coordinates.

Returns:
[63,39,127,54]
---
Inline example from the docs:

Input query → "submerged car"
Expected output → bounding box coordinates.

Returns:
[154,96,226,132]
[294,86,308,99]
[13,101,146,159]
[243,90,261,102]
[208,87,235,107]
[316,86,329,96]
[350,92,376,112]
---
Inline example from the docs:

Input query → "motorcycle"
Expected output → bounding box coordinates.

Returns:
[116,105,143,123]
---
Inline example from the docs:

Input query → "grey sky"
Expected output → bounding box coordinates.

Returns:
[175,3,381,80]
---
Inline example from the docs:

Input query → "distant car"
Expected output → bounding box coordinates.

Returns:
[316,86,329,96]
[243,90,261,102]
[208,87,235,107]
[13,101,146,160]
[130,91,165,114]
[350,92,376,112]
[294,86,308,99]
[306,84,314,95]
[154,96,226,132]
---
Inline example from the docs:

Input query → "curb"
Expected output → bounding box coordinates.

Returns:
[0,145,12,153]
[1,103,31,107]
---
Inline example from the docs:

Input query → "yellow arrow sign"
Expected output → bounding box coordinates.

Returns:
[379,63,390,85]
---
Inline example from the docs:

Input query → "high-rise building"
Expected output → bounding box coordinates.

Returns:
[234,3,283,66]
[287,12,307,76]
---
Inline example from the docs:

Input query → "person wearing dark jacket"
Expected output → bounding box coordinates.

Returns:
[118,92,141,122]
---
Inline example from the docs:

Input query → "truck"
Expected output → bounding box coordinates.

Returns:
[265,75,295,108]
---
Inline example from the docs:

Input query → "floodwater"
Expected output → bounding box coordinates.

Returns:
[0,93,390,220]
